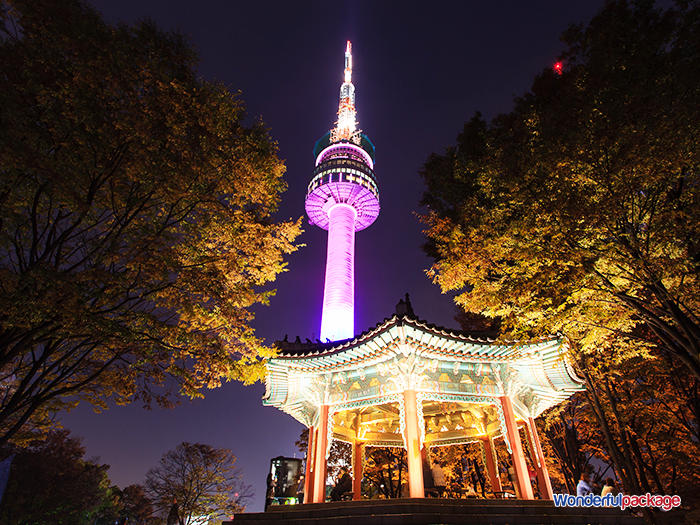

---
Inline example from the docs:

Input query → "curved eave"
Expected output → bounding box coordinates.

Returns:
[265,316,585,422]
[509,340,585,417]
[274,314,495,359]
[269,315,570,375]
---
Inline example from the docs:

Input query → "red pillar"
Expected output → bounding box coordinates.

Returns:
[403,389,424,497]
[312,405,329,503]
[528,417,554,499]
[352,441,363,500]
[304,425,315,503]
[482,437,502,492]
[500,396,534,500]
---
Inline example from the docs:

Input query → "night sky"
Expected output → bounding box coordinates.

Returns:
[59,1,608,513]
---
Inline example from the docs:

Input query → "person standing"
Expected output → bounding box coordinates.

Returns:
[431,460,447,497]
[576,473,592,496]
[166,500,182,525]
[601,477,615,497]
[296,474,305,504]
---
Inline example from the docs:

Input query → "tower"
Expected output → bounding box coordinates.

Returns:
[305,41,380,342]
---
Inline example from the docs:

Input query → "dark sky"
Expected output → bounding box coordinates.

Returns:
[60,0,607,513]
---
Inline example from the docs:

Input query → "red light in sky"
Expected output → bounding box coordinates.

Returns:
[554,62,563,75]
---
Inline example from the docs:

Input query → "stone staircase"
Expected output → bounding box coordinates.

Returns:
[226,498,645,525]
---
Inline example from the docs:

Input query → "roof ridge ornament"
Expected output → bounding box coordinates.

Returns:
[396,293,415,318]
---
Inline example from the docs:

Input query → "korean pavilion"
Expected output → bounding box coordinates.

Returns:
[263,298,584,503]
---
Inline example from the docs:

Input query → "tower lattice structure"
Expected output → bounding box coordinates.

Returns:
[305,41,380,342]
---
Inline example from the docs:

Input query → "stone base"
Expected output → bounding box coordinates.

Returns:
[227,498,645,525]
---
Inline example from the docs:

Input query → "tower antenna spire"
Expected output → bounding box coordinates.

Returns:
[331,40,360,144]
[344,40,352,82]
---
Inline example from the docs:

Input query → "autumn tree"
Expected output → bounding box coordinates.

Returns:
[426,443,486,496]
[363,447,407,499]
[524,329,700,513]
[86,483,159,525]
[420,0,700,377]
[0,0,301,445]
[117,484,156,525]
[537,392,612,494]
[144,442,251,525]
[453,304,500,335]
[421,2,700,514]
[0,429,112,524]
[577,342,700,506]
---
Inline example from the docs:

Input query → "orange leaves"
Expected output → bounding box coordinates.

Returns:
[0,0,301,444]
[419,1,700,372]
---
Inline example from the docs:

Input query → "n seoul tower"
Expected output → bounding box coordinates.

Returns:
[305,41,380,342]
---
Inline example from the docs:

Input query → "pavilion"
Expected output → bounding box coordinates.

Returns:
[263,298,585,503]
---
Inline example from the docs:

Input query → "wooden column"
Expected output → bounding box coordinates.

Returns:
[528,417,554,499]
[482,437,502,492]
[499,396,534,500]
[403,389,424,497]
[304,425,315,503]
[352,441,363,500]
[312,405,329,503]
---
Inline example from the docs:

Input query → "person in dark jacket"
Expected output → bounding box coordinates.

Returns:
[330,467,352,501]
[166,500,182,525]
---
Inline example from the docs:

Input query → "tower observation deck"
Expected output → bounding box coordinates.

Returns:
[305,41,380,342]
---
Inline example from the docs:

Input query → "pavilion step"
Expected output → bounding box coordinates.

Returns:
[227,498,644,525]
[231,514,642,525]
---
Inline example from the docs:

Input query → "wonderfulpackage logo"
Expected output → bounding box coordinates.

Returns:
[553,493,681,512]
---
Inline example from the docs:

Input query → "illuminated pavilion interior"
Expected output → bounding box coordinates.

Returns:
[263,300,585,502]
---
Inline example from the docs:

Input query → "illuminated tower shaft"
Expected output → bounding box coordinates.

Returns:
[305,41,380,342]
[322,204,356,340]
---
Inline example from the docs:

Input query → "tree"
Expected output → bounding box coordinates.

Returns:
[577,344,700,507]
[363,447,407,499]
[537,392,611,494]
[144,442,251,525]
[425,443,483,497]
[0,0,301,445]
[92,484,157,525]
[0,429,113,524]
[90,485,124,525]
[295,427,351,486]
[118,484,156,525]
[419,0,700,377]
[453,304,500,334]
